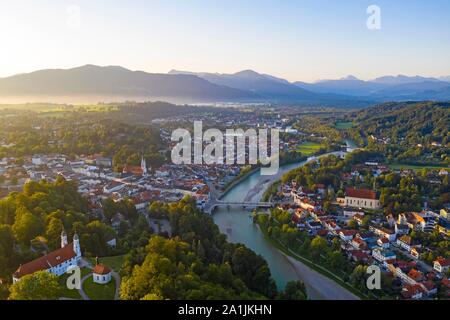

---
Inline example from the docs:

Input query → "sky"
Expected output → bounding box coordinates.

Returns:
[1,0,450,82]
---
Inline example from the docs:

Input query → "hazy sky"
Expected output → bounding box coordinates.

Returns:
[1,0,450,82]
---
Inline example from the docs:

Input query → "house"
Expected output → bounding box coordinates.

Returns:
[356,231,376,242]
[370,226,396,241]
[344,187,381,209]
[401,284,423,300]
[386,214,396,227]
[407,269,424,282]
[377,237,390,249]
[410,247,423,259]
[348,250,371,263]
[13,231,81,282]
[419,281,437,297]
[343,210,364,218]
[395,223,410,236]
[433,258,450,273]
[306,220,322,231]
[339,230,357,242]
[92,263,112,284]
[351,237,368,251]
[372,248,396,263]
[396,235,413,252]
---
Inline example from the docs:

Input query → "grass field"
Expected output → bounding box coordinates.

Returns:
[297,141,324,156]
[83,276,116,300]
[388,163,449,171]
[88,255,125,273]
[335,122,354,130]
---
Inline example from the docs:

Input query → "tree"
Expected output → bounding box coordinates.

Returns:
[12,207,44,244]
[278,280,307,300]
[310,236,327,261]
[231,246,277,298]
[8,271,60,300]
[46,218,64,250]
[347,219,358,229]
[0,224,15,277]
[350,265,368,291]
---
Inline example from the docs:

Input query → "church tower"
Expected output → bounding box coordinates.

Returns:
[61,229,68,248]
[141,156,148,176]
[73,233,81,257]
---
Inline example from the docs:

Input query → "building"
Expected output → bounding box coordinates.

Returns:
[396,235,413,252]
[122,156,148,177]
[377,237,390,249]
[13,231,81,282]
[440,208,450,222]
[344,188,381,209]
[339,230,357,242]
[370,226,397,241]
[372,248,396,263]
[92,263,112,284]
[410,247,423,260]
[433,258,450,274]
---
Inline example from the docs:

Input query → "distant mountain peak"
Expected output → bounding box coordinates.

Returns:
[372,74,440,84]
[340,75,360,81]
[233,70,263,78]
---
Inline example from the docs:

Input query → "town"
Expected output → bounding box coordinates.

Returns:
[263,157,449,299]
[0,102,448,301]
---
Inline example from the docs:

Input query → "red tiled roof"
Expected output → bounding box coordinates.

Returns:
[123,165,144,175]
[407,269,423,281]
[345,187,378,200]
[349,250,369,261]
[340,230,358,236]
[436,258,450,267]
[421,281,436,291]
[378,237,389,244]
[317,229,329,237]
[14,244,76,279]
[442,278,450,288]
[399,235,412,245]
[93,264,111,275]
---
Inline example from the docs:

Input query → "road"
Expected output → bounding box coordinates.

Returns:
[391,246,433,273]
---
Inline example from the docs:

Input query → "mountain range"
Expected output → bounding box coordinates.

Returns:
[1,65,450,106]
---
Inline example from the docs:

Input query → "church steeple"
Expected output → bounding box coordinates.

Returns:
[141,156,148,176]
[61,229,68,248]
[73,233,81,257]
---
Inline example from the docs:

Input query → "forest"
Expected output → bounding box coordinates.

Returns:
[347,101,450,165]
[120,197,307,300]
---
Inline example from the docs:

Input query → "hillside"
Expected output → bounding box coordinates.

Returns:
[348,101,450,164]
[0,65,257,103]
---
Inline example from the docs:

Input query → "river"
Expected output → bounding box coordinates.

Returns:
[212,140,359,300]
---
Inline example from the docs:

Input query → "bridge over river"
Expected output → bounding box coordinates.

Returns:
[205,200,274,214]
